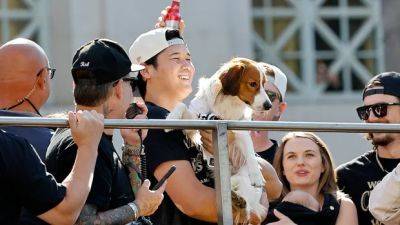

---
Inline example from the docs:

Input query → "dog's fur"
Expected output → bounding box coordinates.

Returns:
[167,58,272,222]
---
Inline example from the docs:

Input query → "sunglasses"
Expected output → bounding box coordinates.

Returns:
[356,102,400,120]
[266,90,282,102]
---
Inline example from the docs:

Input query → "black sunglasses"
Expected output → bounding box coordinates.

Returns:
[266,90,282,102]
[356,102,400,120]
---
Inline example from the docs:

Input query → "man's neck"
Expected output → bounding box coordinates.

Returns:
[377,140,400,158]
[75,104,112,135]
[0,99,40,115]
[145,91,182,111]
[252,131,274,152]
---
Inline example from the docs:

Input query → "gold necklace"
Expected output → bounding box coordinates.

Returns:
[375,151,390,174]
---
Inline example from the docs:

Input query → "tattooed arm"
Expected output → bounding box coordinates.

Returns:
[75,204,135,225]
[75,180,166,225]
[75,203,143,225]
[122,142,142,194]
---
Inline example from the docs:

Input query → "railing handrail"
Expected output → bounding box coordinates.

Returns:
[1,116,399,224]
[0,116,400,133]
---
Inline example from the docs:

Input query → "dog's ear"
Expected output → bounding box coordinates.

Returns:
[219,64,245,96]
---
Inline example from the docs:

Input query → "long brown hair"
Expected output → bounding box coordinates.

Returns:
[273,132,338,198]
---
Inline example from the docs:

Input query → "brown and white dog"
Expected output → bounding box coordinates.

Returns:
[167,57,271,221]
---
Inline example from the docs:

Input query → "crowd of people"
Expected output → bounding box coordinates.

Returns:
[1,8,400,225]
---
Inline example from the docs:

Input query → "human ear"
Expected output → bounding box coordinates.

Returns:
[113,80,123,100]
[139,64,153,81]
[36,72,47,90]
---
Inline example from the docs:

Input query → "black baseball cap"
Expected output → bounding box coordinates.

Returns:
[71,39,144,85]
[363,71,400,100]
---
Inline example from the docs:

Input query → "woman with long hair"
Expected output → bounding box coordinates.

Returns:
[267,132,358,225]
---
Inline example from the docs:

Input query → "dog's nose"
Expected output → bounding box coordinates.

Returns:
[263,100,272,110]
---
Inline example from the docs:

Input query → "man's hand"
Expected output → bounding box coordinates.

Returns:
[155,5,185,34]
[121,101,148,146]
[267,210,297,225]
[69,110,104,151]
[134,179,166,216]
[199,129,213,154]
[199,129,236,155]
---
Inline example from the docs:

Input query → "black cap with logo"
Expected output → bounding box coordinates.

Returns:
[71,39,144,85]
[363,71,400,100]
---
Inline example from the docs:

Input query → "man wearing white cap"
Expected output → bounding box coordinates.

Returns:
[129,27,273,225]
[251,62,288,165]
[130,28,216,225]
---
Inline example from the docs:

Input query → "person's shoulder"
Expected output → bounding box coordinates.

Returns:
[338,195,357,214]
[0,129,30,148]
[336,150,375,172]
[0,130,37,164]
[146,102,169,119]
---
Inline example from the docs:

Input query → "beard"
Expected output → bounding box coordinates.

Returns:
[367,132,395,146]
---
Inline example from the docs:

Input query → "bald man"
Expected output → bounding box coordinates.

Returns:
[0,38,54,160]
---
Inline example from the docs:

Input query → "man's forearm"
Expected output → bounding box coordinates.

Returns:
[122,143,142,193]
[75,204,137,225]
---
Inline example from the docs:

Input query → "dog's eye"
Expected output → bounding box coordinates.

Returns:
[249,82,258,88]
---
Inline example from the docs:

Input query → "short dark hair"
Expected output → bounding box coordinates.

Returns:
[73,70,114,106]
[137,29,184,98]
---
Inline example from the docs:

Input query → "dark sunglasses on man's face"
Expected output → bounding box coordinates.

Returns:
[266,90,282,102]
[356,102,400,120]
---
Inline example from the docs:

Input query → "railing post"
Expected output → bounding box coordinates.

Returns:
[213,122,233,225]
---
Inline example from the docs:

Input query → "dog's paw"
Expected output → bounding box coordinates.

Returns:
[231,191,251,224]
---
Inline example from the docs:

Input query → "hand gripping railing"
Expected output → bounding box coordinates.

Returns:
[1,116,400,225]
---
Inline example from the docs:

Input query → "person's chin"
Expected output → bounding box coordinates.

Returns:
[372,135,393,146]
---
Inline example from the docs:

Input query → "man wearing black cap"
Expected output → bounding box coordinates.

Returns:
[42,39,165,224]
[336,72,400,225]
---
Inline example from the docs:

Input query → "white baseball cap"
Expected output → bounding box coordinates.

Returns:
[261,63,287,101]
[129,28,185,70]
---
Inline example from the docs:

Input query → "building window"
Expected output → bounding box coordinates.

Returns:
[0,0,50,49]
[252,0,384,100]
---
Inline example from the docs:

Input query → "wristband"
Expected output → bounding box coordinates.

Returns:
[128,201,139,220]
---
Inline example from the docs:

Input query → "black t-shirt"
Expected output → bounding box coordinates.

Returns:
[46,129,134,210]
[336,150,400,225]
[144,102,215,225]
[265,193,340,225]
[256,139,278,165]
[0,130,66,225]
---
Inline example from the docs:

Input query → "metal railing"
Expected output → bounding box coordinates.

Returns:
[1,116,400,225]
